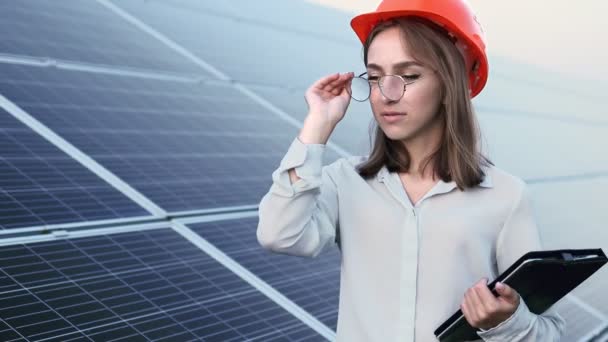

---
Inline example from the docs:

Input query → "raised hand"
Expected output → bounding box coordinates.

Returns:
[298,72,354,145]
[304,72,355,125]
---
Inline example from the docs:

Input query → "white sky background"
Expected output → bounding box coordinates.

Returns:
[307,0,608,82]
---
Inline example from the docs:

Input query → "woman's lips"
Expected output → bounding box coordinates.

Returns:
[381,112,406,123]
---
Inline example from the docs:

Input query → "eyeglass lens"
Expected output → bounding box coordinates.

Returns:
[380,75,405,101]
[348,75,406,102]
[349,76,371,102]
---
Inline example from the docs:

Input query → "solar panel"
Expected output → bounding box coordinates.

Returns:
[0,227,325,341]
[477,114,608,180]
[144,0,354,42]
[0,1,604,341]
[130,0,240,20]
[555,299,604,342]
[0,108,147,231]
[0,0,203,75]
[247,84,373,157]
[588,323,608,342]
[229,0,354,40]
[114,0,363,89]
[187,217,341,330]
[575,267,608,320]
[530,179,608,250]
[479,56,606,124]
[0,62,346,213]
[529,178,608,339]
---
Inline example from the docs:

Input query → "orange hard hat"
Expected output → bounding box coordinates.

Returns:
[351,0,488,98]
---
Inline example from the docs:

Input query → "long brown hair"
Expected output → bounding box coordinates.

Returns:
[356,17,492,190]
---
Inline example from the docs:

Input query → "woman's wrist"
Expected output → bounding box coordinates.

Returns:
[298,113,336,144]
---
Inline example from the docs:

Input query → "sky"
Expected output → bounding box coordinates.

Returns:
[307,0,607,83]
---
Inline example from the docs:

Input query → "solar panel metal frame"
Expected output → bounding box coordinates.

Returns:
[179,216,341,332]
[0,106,151,232]
[0,222,329,341]
[0,0,206,76]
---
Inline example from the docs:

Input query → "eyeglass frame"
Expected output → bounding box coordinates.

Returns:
[348,71,423,102]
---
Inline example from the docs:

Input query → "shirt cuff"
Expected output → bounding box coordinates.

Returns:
[477,298,535,341]
[269,137,326,197]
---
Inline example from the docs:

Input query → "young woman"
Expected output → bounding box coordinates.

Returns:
[257,0,565,341]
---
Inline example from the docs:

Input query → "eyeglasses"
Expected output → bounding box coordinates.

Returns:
[347,72,421,102]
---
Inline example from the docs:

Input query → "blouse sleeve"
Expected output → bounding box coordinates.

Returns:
[256,137,339,257]
[477,183,566,341]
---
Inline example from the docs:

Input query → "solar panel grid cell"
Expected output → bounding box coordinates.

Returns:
[0,109,147,230]
[188,217,341,331]
[114,0,361,90]
[0,228,324,341]
[0,63,336,213]
[0,0,203,75]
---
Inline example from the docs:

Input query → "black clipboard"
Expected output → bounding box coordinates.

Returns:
[434,248,607,342]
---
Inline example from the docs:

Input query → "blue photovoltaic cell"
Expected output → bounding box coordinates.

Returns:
[115,0,363,89]
[189,217,341,331]
[0,108,147,230]
[0,228,324,341]
[248,84,374,157]
[0,63,342,213]
[131,0,353,41]
[0,0,203,75]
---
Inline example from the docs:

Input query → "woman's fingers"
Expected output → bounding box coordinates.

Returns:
[323,72,354,95]
[311,73,341,91]
[306,72,354,109]
[461,296,476,326]
[323,72,353,89]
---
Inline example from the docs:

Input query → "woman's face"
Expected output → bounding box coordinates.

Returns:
[367,26,444,143]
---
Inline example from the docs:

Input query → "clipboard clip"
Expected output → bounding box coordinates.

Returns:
[562,252,599,261]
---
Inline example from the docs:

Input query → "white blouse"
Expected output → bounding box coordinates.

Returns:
[257,137,565,341]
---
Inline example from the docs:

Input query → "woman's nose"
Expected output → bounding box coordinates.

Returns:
[373,87,398,104]
[370,86,388,102]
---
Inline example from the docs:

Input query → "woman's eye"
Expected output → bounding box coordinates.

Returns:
[367,76,379,81]
[403,74,420,81]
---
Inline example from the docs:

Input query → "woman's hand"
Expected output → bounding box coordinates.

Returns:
[299,72,354,144]
[461,278,520,330]
[304,72,354,126]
